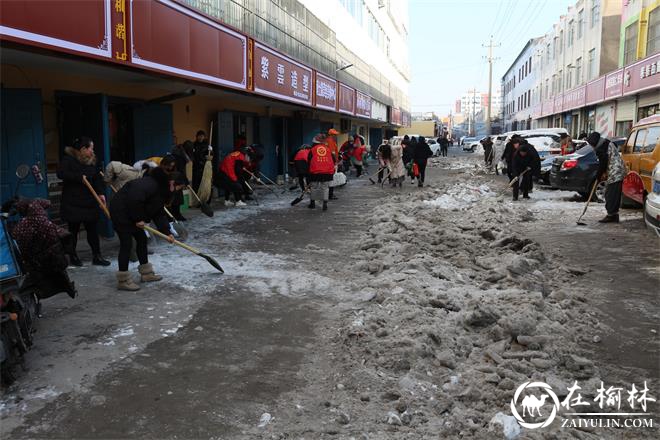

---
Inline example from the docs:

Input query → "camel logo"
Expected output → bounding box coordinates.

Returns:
[511,381,561,429]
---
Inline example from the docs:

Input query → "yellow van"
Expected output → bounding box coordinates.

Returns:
[622,115,660,205]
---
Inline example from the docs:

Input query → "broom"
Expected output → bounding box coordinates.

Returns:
[242,168,279,197]
[82,176,223,273]
[196,121,214,207]
[576,180,599,226]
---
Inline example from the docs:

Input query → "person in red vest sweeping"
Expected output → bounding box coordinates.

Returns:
[307,134,335,211]
[218,148,248,207]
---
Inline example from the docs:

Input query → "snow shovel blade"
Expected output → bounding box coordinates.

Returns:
[199,200,214,217]
[291,194,305,206]
[200,252,224,273]
[171,222,189,241]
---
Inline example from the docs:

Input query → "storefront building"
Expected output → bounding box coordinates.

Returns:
[0,0,410,211]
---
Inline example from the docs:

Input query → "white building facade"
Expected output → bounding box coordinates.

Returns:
[501,38,542,132]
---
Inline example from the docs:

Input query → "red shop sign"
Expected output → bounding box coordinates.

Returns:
[563,86,585,111]
[541,99,554,117]
[338,83,355,115]
[585,77,605,105]
[554,94,564,113]
[604,69,624,100]
[315,72,337,111]
[0,0,112,59]
[622,52,660,97]
[355,91,372,118]
[253,41,312,105]
[131,0,247,90]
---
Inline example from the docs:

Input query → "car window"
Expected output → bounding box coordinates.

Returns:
[643,126,660,153]
[428,139,436,144]
[576,145,594,155]
[624,130,637,153]
[633,129,647,153]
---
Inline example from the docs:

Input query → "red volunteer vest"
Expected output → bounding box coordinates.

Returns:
[219,151,245,181]
[294,148,309,162]
[308,144,335,175]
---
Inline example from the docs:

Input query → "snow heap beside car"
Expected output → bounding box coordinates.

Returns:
[331,181,614,438]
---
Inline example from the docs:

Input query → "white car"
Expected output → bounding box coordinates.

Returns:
[644,162,660,237]
[426,137,441,156]
[462,137,480,151]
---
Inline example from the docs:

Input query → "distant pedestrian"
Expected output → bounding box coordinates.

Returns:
[559,133,576,155]
[501,135,519,181]
[57,137,110,267]
[351,134,367,177]
[481,136,494,167]
[588,131,626,223]
[511,138,541,201]
[192,130,208,193]
[388,140,406,187]
[413,136,433,187]
[376,140,391,183]
[439,134,449,157]
[307,134,335,211]
[578,132,588,141]
[218,148,248,207]
[327,128,340,199]
[293,144,311,190]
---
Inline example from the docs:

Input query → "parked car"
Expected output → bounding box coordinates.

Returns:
[462,137,480,152]
[612,137,627,152]
[645,162,660,236]
[426,137,441,156]
[621,115,660,206]
[549,144,606,201]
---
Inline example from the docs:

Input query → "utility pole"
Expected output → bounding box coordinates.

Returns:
[483,36,500,135]
[472,88,477,137]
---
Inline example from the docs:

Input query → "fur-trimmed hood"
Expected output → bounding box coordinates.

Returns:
[64,146,97,166]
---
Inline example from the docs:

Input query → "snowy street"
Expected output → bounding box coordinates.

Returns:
[2,149,658,439]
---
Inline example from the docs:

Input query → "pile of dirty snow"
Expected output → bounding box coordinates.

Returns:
[423,183,494,210]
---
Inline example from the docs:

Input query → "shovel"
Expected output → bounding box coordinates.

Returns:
[103,172,189,241]
[242,168,279,197]
[380,168,392,188]
[187,185,214,217]
[577,180,599,226]
[368,166,385,184]
[244,180,259,205]
[83,176,224,273]
[291,185,311,206]
[508,168,530,187]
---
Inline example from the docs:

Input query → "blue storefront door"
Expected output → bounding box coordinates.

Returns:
[1,89,49,205]
[133,104,173,160]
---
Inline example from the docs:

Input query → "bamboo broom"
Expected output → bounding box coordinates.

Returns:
[197,121,214,204]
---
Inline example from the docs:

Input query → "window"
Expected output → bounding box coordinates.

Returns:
[643,126,660,153]
[575,57,582,84]
[591,1,600,28]
[558,70,563,92]
[624,22,638,65]
[545,79,550,98]
[568,21,574,47]
[648,7,660,56]
[529,56,532,73]
[553,37,559,59]
[578,9,584,38]
[560,30,564,54]
[633,129,647,153]
[566,69,573,89]
[546,43,551,63]
[588,48,596,80]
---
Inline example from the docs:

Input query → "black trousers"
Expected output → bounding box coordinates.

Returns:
[441,146,448,157]
[170,189,184,218]
[355,164,363,177]
[297,175,308,190]
[68,221,101,256]
[117,230,148,271]
[219,172,244,201]
[378,167,386,182]
[417,161,428,184]
[605,180,623,216]
[512,173,532,200]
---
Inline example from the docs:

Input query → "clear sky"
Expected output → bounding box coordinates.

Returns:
[408,0,574,116]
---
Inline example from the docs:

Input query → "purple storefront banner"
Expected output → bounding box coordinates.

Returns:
[621,52,660,97]
[604,69,624,100]
[585,77,605,106]
[563,86,585,111]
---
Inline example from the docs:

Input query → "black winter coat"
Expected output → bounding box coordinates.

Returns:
[57,147,104,223]
[512,141,541,177]
[402,142,415,164]
[109,167,171,234]
[502,141,516,165]
[413,141,433,164]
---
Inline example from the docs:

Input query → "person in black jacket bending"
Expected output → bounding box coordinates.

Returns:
[109,167,176,291]
[57,137,110,267]
[413,136,433,187]
[511,140,541,201]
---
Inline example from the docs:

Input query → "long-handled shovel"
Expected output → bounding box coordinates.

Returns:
[368,166,385,184]
[380,168,392,188]
[576,180,599,226]
[187,185,214,217]
[508,168,530,187]
[242,168,279,197]
[291,185,311,206]
[82,176,224,273]
[244,181,259,205]
[103,175,189,241]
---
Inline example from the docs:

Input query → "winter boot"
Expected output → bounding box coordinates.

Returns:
[235,200,247,207]
[322,201,328,211]
[93,254,111,266]
[117,271,140,291]
[69,254,83,267]
[308,200,316,209]
[598,214,619,223]
[138,263,162,282]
